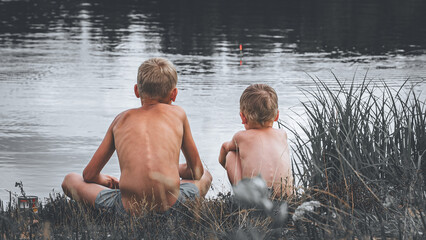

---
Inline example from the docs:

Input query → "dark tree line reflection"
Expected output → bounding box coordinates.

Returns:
[1,0,425,56]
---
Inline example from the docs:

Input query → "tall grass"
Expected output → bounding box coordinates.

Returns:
[285,74,425,237]
[290,75,425,193]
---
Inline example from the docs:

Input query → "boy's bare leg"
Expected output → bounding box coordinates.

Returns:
[181,168,212,197]
[225,151,242,185]
[62,172,109,207]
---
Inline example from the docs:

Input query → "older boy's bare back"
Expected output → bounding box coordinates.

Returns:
[62,57,212,214]
[114,104,187,211]
[231,128,292,195]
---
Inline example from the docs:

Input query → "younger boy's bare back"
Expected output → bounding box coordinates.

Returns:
[229,128,292,196]
[219,84,293,197]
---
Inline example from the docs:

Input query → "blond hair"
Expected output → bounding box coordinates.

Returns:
[240,84,278,126]
[137,58,178,99]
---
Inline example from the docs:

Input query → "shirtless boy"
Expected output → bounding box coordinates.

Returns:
[219,84,293,197]
[62,57,212,213]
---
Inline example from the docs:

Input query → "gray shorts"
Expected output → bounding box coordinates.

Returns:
[94,188,126,214]
[171,182,200,209]
[94,182,199,213]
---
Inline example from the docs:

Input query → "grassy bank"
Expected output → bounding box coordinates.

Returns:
[1,77,425,239]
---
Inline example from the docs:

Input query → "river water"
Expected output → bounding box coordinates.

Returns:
[1,0,425,201]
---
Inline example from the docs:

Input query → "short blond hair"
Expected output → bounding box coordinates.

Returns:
[240,84,278,126]
[137,58,178,99]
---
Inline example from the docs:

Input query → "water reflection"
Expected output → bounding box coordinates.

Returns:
[2,0,425,56]
[0,0,425,200]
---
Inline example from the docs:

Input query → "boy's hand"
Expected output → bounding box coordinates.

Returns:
[219,138,238,168]
[179,163,203,180]
[219,141,233,167]
[100,174,120,189]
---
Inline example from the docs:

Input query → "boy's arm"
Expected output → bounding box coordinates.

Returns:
[180,111,204,180]
[82,117,119,189]
[219,135,238,168]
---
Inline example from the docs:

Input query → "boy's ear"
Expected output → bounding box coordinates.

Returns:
[274,110,280,121]
[170,88,178,102]
[240,112,247,124]
[134,84,140,98]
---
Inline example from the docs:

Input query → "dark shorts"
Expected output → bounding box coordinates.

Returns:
[94,188,126,214]
[170,182,200,209]
[94,182,199,214]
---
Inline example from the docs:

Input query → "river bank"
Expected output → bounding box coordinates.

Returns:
[1,80,425,239]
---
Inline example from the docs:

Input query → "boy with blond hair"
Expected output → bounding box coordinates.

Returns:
[62,57,212,214]
[219,84,293,197]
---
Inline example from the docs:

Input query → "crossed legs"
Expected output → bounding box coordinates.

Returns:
[180,168,212,197]
[62,169,213,207]
[61,173,108,207]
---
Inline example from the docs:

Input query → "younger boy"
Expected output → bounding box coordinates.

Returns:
[219,84,293,197]
[62,57,212,214]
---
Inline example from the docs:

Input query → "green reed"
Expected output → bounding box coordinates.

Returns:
[289,74,424,193]
[285,74,425,238]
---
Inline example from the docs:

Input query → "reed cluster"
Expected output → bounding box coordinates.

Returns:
[285,75,425,238]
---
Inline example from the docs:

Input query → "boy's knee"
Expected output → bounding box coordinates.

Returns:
[198,169,212,197]
[225,151,237,165]
[226,151,236,159]
[203,169,212,184]
[62,172,81,193]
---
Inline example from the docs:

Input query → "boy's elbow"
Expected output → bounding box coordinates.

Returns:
[82,171,90,182]
[221,142,229,152]
[82,169,96,183]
